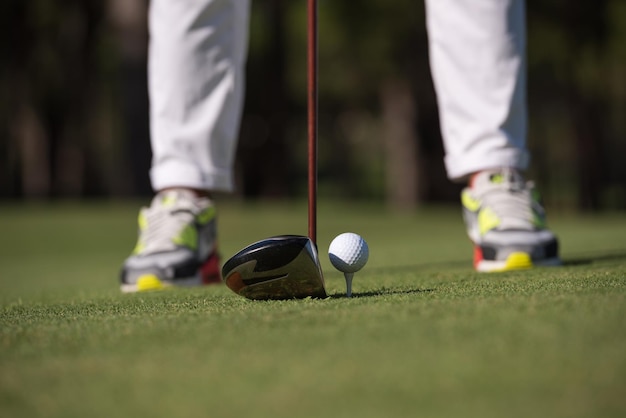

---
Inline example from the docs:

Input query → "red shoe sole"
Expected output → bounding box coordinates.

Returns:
[201,251,222,284]
[473,246,483,270]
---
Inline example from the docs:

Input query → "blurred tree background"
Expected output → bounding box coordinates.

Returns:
[1,0,625,211]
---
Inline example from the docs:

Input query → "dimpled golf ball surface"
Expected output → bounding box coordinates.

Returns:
[328,233,369,273]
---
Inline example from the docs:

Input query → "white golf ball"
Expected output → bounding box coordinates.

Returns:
[328,232,369,273]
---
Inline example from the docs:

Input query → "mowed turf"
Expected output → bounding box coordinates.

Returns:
[1,200,625,418]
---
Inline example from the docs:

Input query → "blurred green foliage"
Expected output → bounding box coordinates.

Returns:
[1,0,625,210]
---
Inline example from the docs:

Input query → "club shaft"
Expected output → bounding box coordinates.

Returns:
[307,0,318,245]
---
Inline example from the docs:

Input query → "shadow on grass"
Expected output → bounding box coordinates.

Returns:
[329,287,435,299]
[563,250,626,266]
[364,259,469,275]
[323,249,626,299]
[364,249,626,274]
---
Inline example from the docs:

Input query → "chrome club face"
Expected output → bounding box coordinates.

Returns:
[222,235,326,300]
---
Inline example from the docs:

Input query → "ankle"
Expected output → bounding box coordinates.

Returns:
[469,167,521,188]
[158,187,213,199]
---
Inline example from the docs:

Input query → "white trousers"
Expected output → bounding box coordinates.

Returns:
[148,0,527,191]
[148,0,250,192]
[425,0,528,180]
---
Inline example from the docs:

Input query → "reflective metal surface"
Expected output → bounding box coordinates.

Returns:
[222,236,327,300]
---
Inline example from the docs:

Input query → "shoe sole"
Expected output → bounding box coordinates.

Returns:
[120,252,221,293]
[120,274,204,293]
[475,248,561,272]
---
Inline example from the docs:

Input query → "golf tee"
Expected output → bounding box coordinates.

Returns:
[344,272,354,298]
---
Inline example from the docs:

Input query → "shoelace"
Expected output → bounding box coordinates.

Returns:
[479,169,535,228]
[139,194,205,254]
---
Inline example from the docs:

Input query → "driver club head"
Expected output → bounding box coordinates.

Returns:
[222,235,327,300]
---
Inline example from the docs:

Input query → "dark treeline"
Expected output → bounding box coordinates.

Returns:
[1,0,625,211]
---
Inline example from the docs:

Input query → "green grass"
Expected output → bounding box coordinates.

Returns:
[1,200,625,418]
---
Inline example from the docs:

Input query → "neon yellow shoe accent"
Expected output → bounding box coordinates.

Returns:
[197,207,216,225]
[136,274,165,291]
[478,207,501,236]
[132,212,148,255]
[173,224,198,250]
[138,211,148,230]
[461,190,481,212]
[490,173,505,184]
[532,212,547,229]
[132,241,145,255]
[503,252,532,270]
[161,194,177,207]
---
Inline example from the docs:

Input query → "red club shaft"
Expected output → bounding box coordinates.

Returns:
[307,0,318,244]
